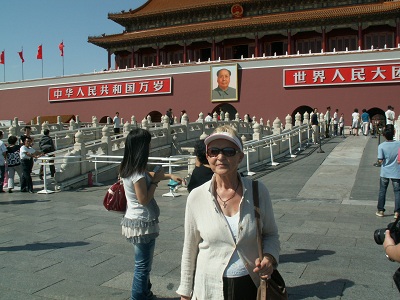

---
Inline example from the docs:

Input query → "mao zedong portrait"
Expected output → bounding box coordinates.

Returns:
[212,68,237,100]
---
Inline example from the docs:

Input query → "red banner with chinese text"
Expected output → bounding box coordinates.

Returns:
[284,63,400,87]
[48,77,172,102]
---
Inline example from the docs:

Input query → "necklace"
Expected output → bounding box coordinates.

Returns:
[216,180,240,208]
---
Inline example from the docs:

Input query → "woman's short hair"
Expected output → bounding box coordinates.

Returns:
[207,125,243,150]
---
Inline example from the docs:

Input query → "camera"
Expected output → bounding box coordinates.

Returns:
[374,216,400,245]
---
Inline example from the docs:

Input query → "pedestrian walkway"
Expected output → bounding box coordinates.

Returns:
[0,134,398,299]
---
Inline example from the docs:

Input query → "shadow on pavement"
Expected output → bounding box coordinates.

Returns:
[280,249,335,263]
[0,199,50,205]
[288,279,354,299]
[0,241,89,252]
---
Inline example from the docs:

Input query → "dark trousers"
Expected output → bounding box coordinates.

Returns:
[39,156,55,178]
[0,165,4,192]
[21,159,33,192]
[223,275,257,300]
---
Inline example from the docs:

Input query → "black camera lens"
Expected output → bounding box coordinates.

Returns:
[374,228,386,245]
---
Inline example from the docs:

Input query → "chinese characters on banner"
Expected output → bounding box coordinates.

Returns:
[48,77,172,102]
[284,63,400,87]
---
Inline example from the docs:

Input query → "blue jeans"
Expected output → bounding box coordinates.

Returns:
[131,238,156,300]
[378,177,400,213]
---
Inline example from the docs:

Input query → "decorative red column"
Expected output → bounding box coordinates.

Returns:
[396,18,400,47]
[131,47,135,68]
[322,27,326,52]
[107,50,111,70]
[183,42,187,63]
[115,53,119,70]
[287,30,291,55]
[255,33,259,57]
[212,38,216,61]
[358,23,363,50]
[156,45,160,66]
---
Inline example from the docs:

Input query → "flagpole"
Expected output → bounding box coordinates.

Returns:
[21,47,24,81]
[62,55,64,76]
[2,49,4,82]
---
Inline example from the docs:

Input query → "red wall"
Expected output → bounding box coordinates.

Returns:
[0,60,397,124]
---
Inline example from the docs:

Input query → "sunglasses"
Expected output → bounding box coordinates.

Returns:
[207,147,240,157]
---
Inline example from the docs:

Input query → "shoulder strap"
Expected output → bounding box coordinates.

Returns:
[253,180,263,261]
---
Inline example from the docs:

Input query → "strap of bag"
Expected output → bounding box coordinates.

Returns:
[253,180,263,261]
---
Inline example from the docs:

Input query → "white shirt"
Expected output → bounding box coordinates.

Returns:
[205,115,213,122]
[0,140,6,166]
[113,115,121,128]
[386,109,395,125]
[20,145,35,160]
[177,176,280,299]
[333,112,338,124]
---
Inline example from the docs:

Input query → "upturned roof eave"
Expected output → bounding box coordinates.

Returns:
[89,2,400,49]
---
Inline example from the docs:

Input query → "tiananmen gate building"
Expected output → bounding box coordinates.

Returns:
[1,0,400,124]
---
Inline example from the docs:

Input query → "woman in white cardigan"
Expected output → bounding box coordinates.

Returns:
[177,125,280,300]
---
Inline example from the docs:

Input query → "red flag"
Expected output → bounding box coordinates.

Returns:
[37,45,43,59]
[0,51,4,64]
[18,51,24,63]
[59,41,64,56]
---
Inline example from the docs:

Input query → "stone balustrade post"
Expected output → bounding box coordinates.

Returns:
[36,116,41,126]
[9,126,17,137]
[213,112,219,122]
[101,125,112,155]
[146,115,152,125]
[57,116,63,131]
[295,112,302,127]
[107,117,112,125]
[220,111,224,122]
[131,116,137,127]
[197,112,204,123]
[252,122,261,140]
[285,114,293,130]
[162,115,172,144]
[69,119,77,131]
[13,117,20,136]
[181,113,189,126]
[224,112,230,122]
[41,121,49,134]
[141,118,149,131]
[303,111,310,125]
[74,130,88,174]
[244,114,249,123]
[266,120,272,135]
[235,113,240,122]
[273,117,282,135]
[123,122,132,137]
[76,115,80,127]
[92,116,98,128]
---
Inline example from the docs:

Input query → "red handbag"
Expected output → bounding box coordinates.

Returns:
[103,180,127,212]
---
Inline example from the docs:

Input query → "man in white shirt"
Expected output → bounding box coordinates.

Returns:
[333,108,339,136]
[0,131,7,193]
[204,112,213,122]
[385,105,395,133]
[113,112,121,134]
[324,106,331,138]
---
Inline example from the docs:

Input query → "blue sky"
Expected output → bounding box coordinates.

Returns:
[0,0,147,82]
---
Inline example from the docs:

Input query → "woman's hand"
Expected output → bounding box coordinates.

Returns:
[253,256,274,279]
[170,174,183,183]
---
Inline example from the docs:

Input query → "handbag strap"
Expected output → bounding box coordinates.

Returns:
[253,180,263,261]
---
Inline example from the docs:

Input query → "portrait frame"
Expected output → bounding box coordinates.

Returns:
[210,64,238,102]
